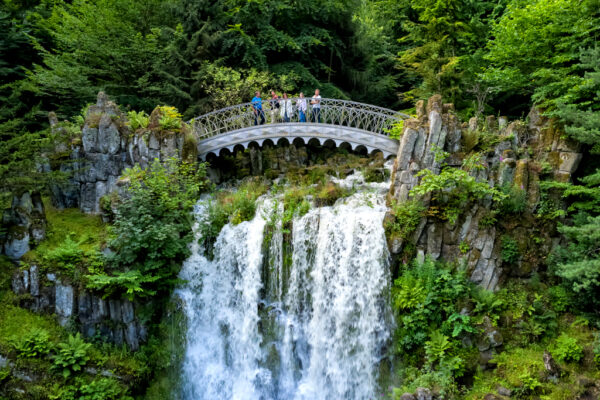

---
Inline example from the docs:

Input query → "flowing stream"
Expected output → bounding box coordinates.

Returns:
[176,171,393,399]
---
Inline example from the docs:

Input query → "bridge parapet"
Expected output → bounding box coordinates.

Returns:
[191,98,409,159]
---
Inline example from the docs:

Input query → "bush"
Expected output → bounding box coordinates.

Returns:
[86,158,207,299]
[126,110,149,131]
[12,328,51,358]
[52,333,91,378]
[501,236,520,264]
[499,184,528,215]
[462,129,480,152]
[79,378,124,400]
[157,106,182,131]
[198,179,268,259]
[44,235,84,269]
[386,119,404,140]
[385,199,426,242]
[551,333,583,363]
[411,167,505,224]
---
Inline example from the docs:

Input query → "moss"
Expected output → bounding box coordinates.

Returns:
[86,112,102,128]
[142,298,187,399]
[314,182,350,207]
[23,200,108,273]
[513,159,529,190]
[181,124,198,163]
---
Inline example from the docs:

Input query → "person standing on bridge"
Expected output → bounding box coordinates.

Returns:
[269,90,280,124]
[251,91,265,125]
[280,93,293,123]
[296,92,307,122]
[311,89,321,123]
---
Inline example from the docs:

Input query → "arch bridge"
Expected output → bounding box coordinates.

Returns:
[192,98,408,160]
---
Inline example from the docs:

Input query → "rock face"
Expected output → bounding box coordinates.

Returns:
[1,192,46,260]
[50,92,189,214]
[11,264,146,350]
[389,95,581,291]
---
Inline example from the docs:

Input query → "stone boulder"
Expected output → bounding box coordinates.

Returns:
[2,192,46,260]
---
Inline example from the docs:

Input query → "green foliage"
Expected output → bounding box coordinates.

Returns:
[501,235,520,264]
[198,179,268,259]
[86,158,207,299]
[157,106,183,131]
[424,330,451,365]
[385,199,426,242]
[386,119,404,140]
[482,0,600,112]
[12,328,51,358]
[44,235,84,270]
[593,333,600,366]
[551,333,583,363]
[78,377,124,400]
[393,258,471,354]
[52,333,91,378]
[498,184,528,215]
[397,0,506,103]
[126,110,149,131]
[551,214,600,309]
[411,167,504,224]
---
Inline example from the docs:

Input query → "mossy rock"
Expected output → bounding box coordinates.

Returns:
[314,182,348,207]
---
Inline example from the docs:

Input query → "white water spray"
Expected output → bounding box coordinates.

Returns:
[177,173,393,400]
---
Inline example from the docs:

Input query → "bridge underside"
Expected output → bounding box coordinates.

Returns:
[197,123,399,160]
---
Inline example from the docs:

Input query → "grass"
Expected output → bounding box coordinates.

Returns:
[21,199,109,282]
[29,198,108,257]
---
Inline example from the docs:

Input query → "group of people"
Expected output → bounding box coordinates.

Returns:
[251,89,322,126]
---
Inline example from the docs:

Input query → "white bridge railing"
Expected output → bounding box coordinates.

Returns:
[191,98,409,139]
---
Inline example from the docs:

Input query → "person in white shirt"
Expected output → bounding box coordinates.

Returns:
[279,93,293,123]
[310,88,321,123]
[296,92,307,122]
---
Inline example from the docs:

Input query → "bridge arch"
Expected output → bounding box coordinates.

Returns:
[192,98,408,160]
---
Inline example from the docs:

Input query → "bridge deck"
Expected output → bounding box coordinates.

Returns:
[198,123,400,159]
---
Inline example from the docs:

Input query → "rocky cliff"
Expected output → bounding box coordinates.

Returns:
[388,95,581,291]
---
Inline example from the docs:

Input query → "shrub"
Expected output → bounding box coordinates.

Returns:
[52,333,91,378]
[425,330,451,365]
[12,328,51,358]
[79,378,124,400]
[499,184,528,215]
[386,119,404,140]
[314,182,349,207]
[551,333,583,363]
[198,179,268,259]
[126,110,149,131]
[411,167,505,224]
[501,236,520,264]
[158,106,182,131]
[86,158,207,299]
[385,199,426,242]
[593,333,600,366]
[44,235,84,269]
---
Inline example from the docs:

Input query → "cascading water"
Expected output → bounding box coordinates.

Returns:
[176,167,394,400]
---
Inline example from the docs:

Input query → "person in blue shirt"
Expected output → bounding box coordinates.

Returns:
[251,91,265,125]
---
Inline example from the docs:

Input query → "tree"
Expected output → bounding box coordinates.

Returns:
[481,0,600,114]
[397,0,507,104]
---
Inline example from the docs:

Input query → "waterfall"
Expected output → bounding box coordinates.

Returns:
[177,172,393,400]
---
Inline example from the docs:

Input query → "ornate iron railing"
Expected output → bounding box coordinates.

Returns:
[191,98,409,139]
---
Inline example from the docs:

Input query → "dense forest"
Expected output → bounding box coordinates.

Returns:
[1,0,600,398]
